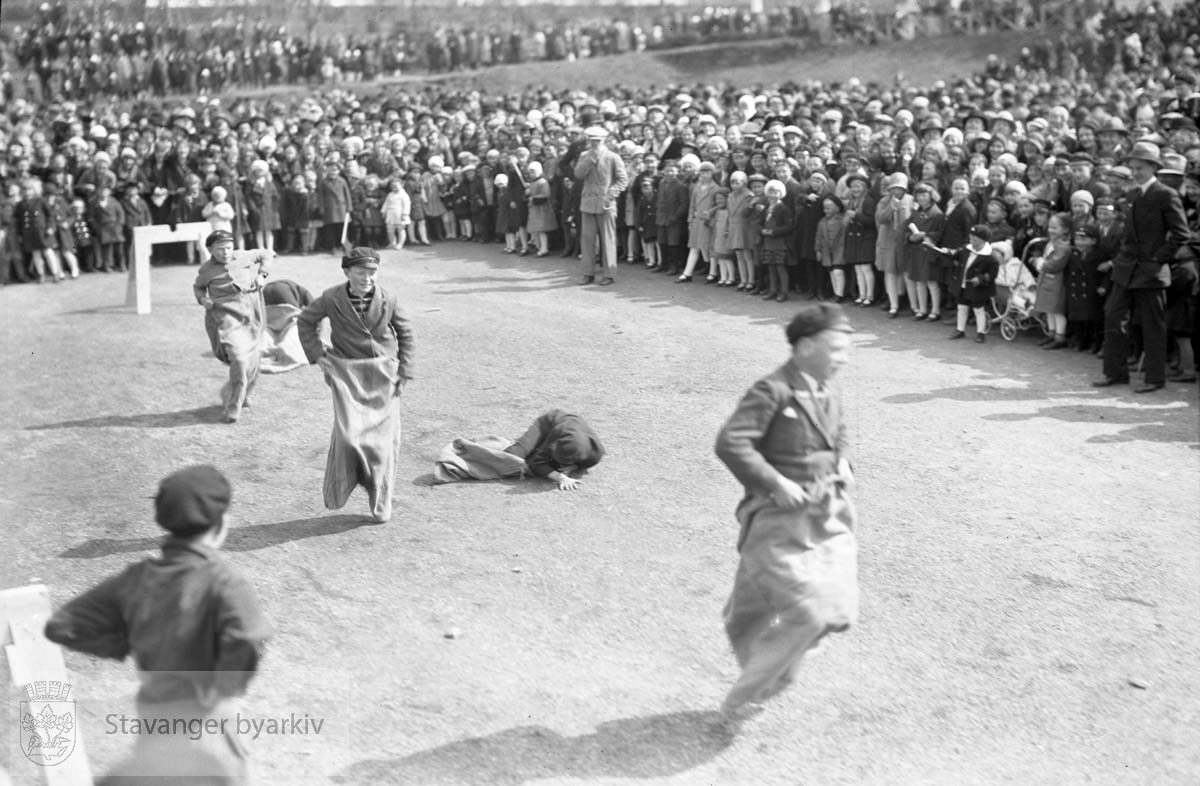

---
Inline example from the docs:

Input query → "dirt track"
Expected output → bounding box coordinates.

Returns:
[2,243,1198,785]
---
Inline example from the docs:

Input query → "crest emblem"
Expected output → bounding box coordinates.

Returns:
[19,681,76,765]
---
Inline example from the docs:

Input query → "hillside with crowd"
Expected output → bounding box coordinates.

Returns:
[0,0,1197,387]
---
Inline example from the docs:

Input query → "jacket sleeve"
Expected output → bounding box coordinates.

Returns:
[608,155,628,203]
[296,294,329,364]
[389,301,415,380]
[212,568,272,697]
[852,197,876,229]
[43,570,133,660]
[714,379,787,496]
[1156,189,1191,264]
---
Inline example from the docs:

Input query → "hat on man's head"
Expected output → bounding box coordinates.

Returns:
[155,465,231,537]
[1069,152,1094,166]
[584,126,608,141]
[785,303,854,345]
[341,246,380,270]
[205,230,234,248]
[1158,152,1187,176]
[1124,141,1162,167]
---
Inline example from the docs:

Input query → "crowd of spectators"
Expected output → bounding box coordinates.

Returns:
[1,0,1118,101]
[1,1,1197,385]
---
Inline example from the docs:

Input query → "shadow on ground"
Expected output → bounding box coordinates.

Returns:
[58,514,377,558]
[333,709,733,786]
[27,406,226,430]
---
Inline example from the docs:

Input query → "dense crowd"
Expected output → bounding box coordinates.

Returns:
[1,2,1198,385]
[2,0,1107,100]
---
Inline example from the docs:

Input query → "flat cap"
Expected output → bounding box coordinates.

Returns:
[341,246,381,269]
[205,230,235,248]
[155,465,231,537]
[786,304,854,344]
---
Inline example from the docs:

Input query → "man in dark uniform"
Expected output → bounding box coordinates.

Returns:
[45,465,271,782]
[715,304,858,717]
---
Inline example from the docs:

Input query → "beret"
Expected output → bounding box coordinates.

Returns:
[341,246,381,269]
[155,465,231,537]
[785,303,854,345]
[205,230,234,248]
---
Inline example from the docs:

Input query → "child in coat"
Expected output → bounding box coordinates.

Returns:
[815,195,849,301]
[759,179,796,302]
[90,184,126,273]
[638,177,659,270]
[69,198,95,273]
[280,174,310,255]
[404,171,429,245]
[494,173,520,253]
[946,224,1000,343]
[711,187,735,286]
[382,179,412,249]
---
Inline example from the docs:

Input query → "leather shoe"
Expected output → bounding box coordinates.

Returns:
[1168,373,1198,383]
[598,277,614,286]
[948,330,966,340]
[1091,377,1129,388]
[1134,382,1165,394]
[579,276,594,285]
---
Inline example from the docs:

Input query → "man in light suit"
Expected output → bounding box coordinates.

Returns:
[715,304,858,718]
[1094,142,1191,393]
[573,125,627,286]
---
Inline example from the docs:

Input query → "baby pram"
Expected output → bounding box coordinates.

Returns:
[989,241,1050,341]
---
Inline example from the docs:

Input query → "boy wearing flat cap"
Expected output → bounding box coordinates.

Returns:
[714,303,858,717]
[194,229,274,423]
[45,465,270,782]
[298,247,414,522]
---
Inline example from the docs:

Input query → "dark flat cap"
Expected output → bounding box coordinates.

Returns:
[155,465,231,537]
[786,304,854,344]
[205,230,234,248]
[341,246,381,269]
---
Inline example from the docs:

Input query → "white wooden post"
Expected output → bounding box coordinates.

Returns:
[125,222,212,315]
[1,584,94,785]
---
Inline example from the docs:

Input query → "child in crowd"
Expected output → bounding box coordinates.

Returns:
[404,170,429,245]
[44,181,80,279]
[382,178,412,249]
[495,173,520,253]
[758,179,795,302]
[90,183,126,273]
[203,185,236,236]
[15,179,64,282]
[656,159,688,276]
[711,187,735,286]
[69,198,94,273]
[245,160,279,253]
[726,171,753,291]
[1066,223,1104,352]
[360,174,386,248]
[281,174,310,254]
[453,166,475,241]
[816,194,849,301]
[638,177,659,270]
[947,224,999,343]
[1032,212,1073,350]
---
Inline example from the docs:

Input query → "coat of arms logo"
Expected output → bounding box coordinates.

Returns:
[19,681,76,765]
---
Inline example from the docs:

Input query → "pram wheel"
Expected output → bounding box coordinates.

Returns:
[1000,317,1018,341]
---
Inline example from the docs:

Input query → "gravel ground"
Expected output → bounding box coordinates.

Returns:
[1,243,1198,786]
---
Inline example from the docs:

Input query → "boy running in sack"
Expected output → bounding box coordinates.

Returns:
[297,247,415,523]
[193,230,273,423]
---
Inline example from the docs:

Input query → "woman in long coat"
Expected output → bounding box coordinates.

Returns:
[900,182,946,321]
[524,162,556,256]
[843,174,877,305]
[875,172,914,316]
